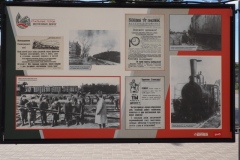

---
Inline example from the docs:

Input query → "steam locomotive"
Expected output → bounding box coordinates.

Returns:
[171,59,220,123]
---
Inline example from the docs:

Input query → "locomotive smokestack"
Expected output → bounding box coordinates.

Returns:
[190,59,202,83]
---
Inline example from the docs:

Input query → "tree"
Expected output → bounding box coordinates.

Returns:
[78,30,93,58]
[235,62,239,69]
[80,36,92,58]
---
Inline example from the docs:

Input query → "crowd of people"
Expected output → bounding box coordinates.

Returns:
[17,92,119,128]
[18,94,86,127]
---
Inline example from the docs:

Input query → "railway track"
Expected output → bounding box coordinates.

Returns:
[194,112,221,128]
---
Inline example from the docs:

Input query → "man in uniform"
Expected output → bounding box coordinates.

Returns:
[18,95,28,126]
[25,96,38,127]
[39,94,44,102]
[63,97,73,127]
[196,71,204,85]
[114,98,119,110]
[39,97,49,126]
[182,30,189,44]
[71,94,75,102]
[79,94,86,125]
[109,95,115,104]
[72,98,80,125]
[51,97,61,127]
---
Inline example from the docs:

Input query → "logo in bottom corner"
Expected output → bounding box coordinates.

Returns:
[214,132,222,137]
[194,132,208,137]
[16,13,31,29]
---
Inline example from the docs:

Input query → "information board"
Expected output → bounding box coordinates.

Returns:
[1,2,235,143]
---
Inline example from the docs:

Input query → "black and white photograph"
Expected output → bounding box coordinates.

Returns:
[32,37,60,50]
[169,15,221,51]
[170,56,221,128]
[16,76,120,129]
[69,30,120,67]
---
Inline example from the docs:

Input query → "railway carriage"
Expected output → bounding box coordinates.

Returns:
[189,15,221,50]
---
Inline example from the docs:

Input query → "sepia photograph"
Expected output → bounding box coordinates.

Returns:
[169,15,221,51]
[170,56,221,129]
[32,37,60,50]
[16,76,120,129]
[69,30,120,66]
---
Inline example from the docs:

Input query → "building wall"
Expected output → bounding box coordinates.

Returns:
[69,41,81,55]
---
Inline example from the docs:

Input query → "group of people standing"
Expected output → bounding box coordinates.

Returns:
[18,94,86,127]
[18,91,116,128]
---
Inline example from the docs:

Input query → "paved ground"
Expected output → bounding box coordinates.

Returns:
[0,136,238,160]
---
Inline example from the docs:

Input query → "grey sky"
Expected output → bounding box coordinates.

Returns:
[170,15,193,32]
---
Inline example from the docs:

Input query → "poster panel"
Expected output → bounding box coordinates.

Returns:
[1,3,235,143]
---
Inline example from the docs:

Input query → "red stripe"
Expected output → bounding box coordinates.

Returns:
[17,23,28,28]
[43,129,116,139]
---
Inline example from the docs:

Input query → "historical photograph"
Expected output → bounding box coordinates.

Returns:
[170,56,221,129]
[169,15,221,51]
[16,76,120,129]
[69,30,120,68]
[32,38,60,50]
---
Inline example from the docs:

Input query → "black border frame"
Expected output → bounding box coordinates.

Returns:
[0,1,236,144]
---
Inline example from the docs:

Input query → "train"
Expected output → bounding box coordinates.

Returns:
[17,85,78,95]
[32,40,59,50]
[171,59,220,123]
[188,15,221,50]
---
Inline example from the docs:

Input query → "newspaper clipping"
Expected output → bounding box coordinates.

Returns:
[170,56,221,129]
[16,36,63,70]
[126,77,165,129]
[126,14,164,70]
[16,76,120,129]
